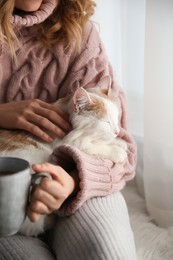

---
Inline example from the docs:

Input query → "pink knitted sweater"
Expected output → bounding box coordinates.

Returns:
[0,0,137,216]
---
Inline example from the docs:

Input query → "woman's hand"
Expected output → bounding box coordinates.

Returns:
[27,162,79,222]
[0,99,71,142]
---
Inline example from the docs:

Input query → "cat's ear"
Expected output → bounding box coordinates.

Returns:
[97,75,112,95]
[73,87,92,113]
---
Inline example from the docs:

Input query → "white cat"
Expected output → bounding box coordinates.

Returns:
[0,76,127,236]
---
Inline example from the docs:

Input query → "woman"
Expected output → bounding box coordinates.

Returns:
[0,0,137,259]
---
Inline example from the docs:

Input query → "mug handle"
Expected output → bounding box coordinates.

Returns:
[28,173,52,204]
[31,172,52,185]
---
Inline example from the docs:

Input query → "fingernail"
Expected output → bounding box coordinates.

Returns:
[48,137,53,142]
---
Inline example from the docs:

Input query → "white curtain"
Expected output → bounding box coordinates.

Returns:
[94,0,173,228]
[144,0,173,227]
[120,0,145,198]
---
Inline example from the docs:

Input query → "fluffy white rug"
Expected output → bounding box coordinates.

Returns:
[122,182,173,260]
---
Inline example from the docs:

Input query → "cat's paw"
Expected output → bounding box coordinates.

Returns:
[114,139,127,150]
[111,147,127,163]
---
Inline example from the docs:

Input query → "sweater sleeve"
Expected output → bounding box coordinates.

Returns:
[49,22,137,216]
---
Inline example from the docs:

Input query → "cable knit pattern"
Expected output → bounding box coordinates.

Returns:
[0,0,137,216]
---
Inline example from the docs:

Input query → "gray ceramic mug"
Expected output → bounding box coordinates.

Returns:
[0,157,51,237]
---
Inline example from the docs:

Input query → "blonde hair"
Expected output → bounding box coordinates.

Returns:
[0,0,18,55]
[0,0,96,57]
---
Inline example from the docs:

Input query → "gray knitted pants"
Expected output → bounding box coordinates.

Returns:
[0,192,137,260]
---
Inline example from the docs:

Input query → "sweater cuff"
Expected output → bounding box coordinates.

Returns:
[49,145,126,216]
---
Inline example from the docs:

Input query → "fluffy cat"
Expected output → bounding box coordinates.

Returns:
[0,76,127,236]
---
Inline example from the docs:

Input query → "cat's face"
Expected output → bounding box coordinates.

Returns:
[71,76,120,136]
[56,76,120,136]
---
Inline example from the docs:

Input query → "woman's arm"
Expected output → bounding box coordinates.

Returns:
[0,99,71,142]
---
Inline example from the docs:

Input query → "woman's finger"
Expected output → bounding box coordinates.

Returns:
[40,178,65,200]
[32,185,62,210]
[36,100,69,121]
[33,106,71,133]
[27,113,66,138]
[32,163,64,181]
[32,163,75,198]
[29,199,51,214]
[27,210,41,223]
[22,120,53,142]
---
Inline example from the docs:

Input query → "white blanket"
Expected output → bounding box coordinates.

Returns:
[122,182,173,260]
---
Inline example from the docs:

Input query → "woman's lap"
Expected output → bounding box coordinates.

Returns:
[0,235,55,260]
[0,192,137,260]
[47,192,138,260]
